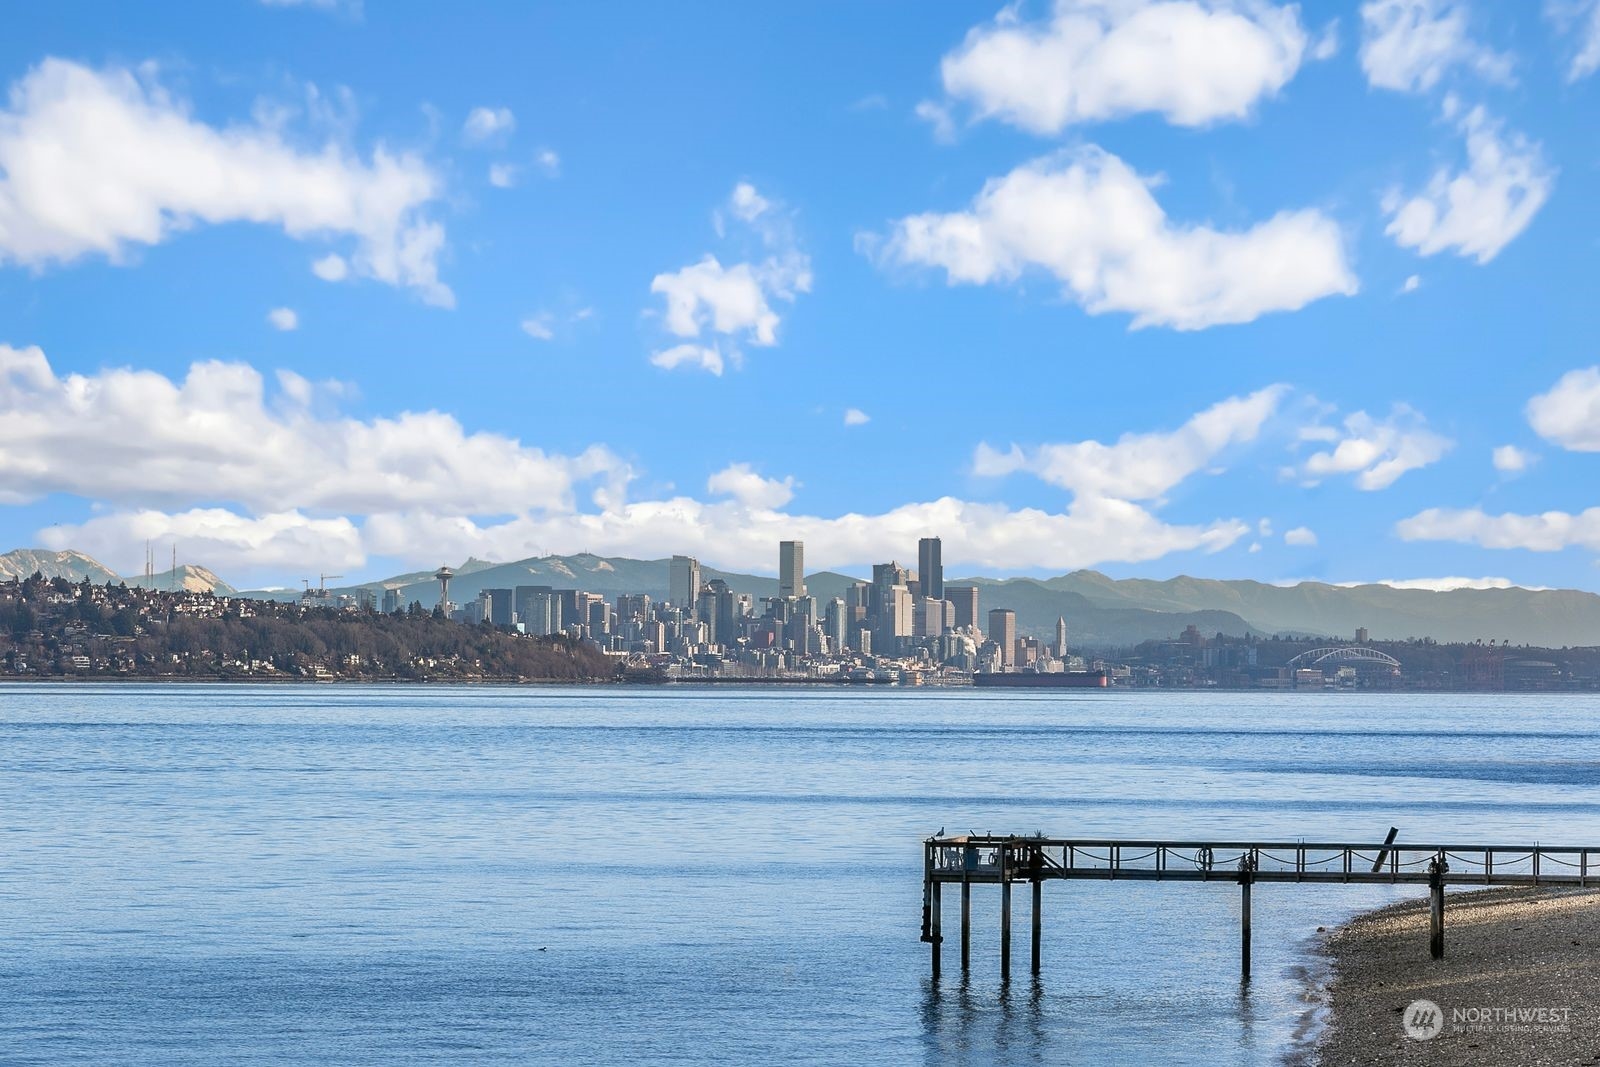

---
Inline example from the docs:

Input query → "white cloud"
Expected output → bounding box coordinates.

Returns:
[1527,366,1600,451]
[1492,444,1534,472]
[0,344,630,515]
[462,106,515,144]
[43,508,366,575]
[728,182,770,222]
[843,408,871,427]
[706,463,796,509]
[536,148,561,176]
[649,343,726,376]
[9,345,1266,581]
[1359,0,1512,92]
[914,100,957,143]
[976,386,1286,500]
[1383,106,1553,264]
[312,253,349,281]
[1297,405,1452,489]
[1547,0,1600,81]
[648,183,811,372]
[0,59,453,306]
[266,307,299,331]
[1337,575,1541,591]
[1397,507,1600,552]
[936,0,1309,135]
[652,257,783,344]
[871,148,1355,331]
[357,494,1251,577]
[488,163,518,188]
[1284,525,1318,546]
[520,314,555,341]
[1401,273,1421,293]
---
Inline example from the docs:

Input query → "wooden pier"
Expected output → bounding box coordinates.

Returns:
[920,832,1599,983]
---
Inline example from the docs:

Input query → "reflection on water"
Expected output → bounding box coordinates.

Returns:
[1,684,1596,1065]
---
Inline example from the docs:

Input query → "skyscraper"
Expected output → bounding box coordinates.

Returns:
[1055,616,1068,660]
[670,555,701,609]
[779,541,805,598]
[988,608,1016,667]
[917,537,943,600]
[947,584,979,630]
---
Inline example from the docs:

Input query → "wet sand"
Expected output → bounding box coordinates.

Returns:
[1316,887,1600,1065]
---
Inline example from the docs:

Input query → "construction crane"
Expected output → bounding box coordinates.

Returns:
[319,574,343,592]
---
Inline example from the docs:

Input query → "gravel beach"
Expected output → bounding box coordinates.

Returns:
[1315,887,1600,1065]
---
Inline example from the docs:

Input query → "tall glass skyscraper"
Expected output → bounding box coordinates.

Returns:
[917,537,943,600]
[778,540,805,598]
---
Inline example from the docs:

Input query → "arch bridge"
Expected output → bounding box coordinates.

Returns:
[1285,646,1400,669]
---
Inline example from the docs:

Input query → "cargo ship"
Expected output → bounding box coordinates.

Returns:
[972,670,1109,688]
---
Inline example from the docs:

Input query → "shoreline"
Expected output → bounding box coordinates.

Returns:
[1312,886,1600,1064]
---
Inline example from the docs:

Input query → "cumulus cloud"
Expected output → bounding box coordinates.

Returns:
[312,253,350,281]
[1547,0,1600,81]
[706,463,796,509]
[869,147,1355,330]
[1492,444,1534,473]
[536,148,561,176]
[1396,507,1600,552]
[1296,405,1452,489]
[8,345,1270,581]
[1284,525,1318,546]
[843,408,871,426]
[935,0,1310,135]
[488,163,518,188]
[1526,366,1600,451]
[648,183,811,372]
[520,314,554,341]
[1401,274,1421,293]
[649,342,727,376]
[975,386,1287,499]
[1383,106,1552,265]
[462,106,515,144]
[357,495,1251,577]
[0,58,453,306]
[0,344,630,515]
[1359,0,1512,92]
[266,307,299,331]
[43,508,366,575]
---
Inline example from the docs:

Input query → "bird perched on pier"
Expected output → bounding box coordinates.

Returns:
[936,826,944,837]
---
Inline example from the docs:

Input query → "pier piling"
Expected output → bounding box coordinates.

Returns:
[1031,878,1042,975]
[1428,854,1447,960]
[961,879,971,973]
[931,880,942,979]
[998,844,1011,985]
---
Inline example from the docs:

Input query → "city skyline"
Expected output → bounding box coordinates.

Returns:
[2,4,1599,593]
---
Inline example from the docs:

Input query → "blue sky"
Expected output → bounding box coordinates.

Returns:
[2,0,1599,590]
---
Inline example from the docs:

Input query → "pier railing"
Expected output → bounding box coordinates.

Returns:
[920,832,1599,984]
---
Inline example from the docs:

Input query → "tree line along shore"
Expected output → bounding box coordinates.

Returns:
[1,573,614,683]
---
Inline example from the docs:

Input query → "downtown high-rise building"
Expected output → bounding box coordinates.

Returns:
[779,540,805,598]
[670,554,701,609]
[988,608,1017,667]
[946,584,979,630]
[917,537,943,600]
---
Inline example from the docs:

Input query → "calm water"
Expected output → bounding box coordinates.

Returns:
[2,684,1597,1065]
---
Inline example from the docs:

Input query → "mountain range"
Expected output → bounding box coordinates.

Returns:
[6,547,1598,648]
